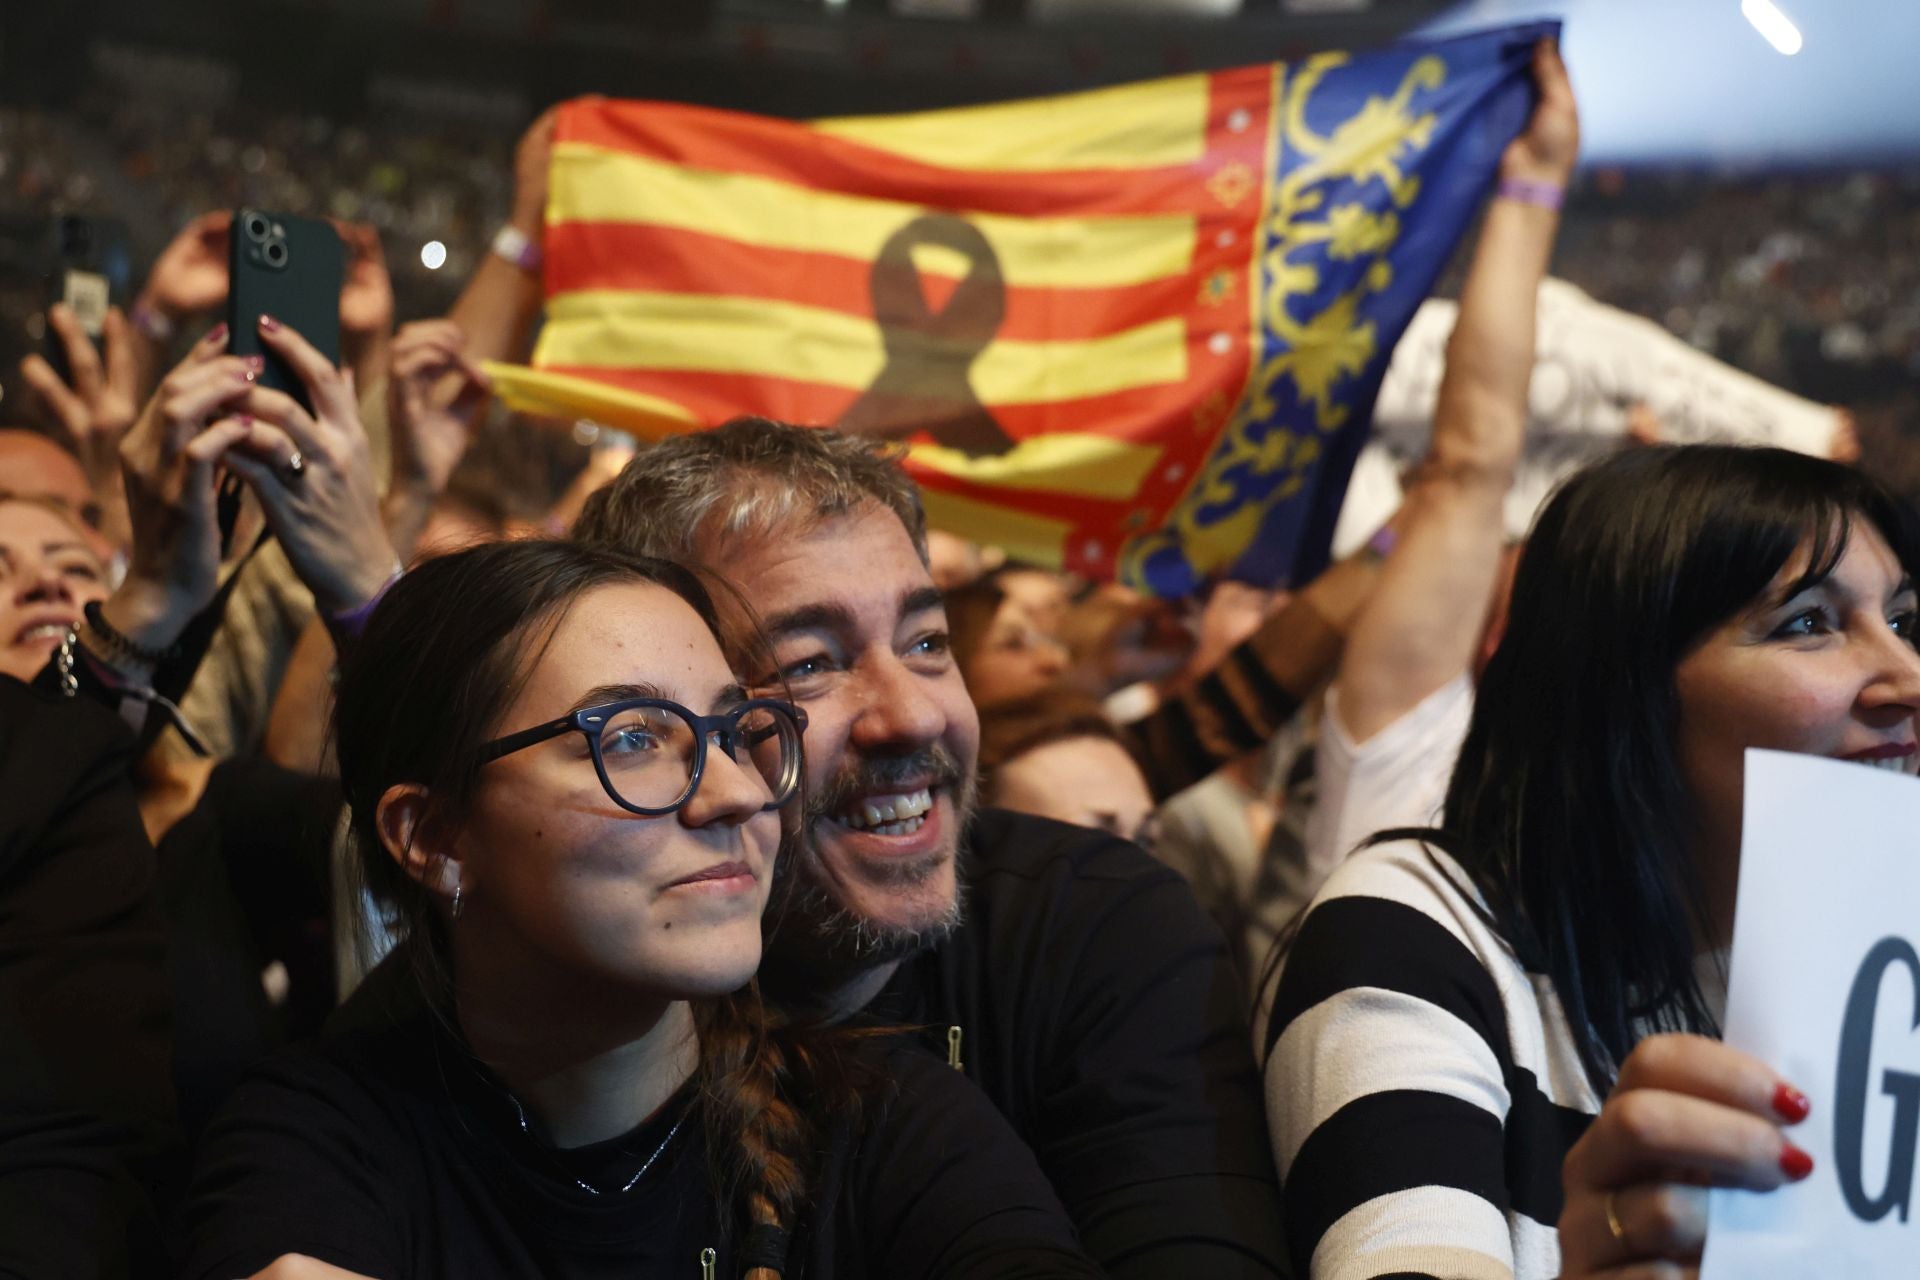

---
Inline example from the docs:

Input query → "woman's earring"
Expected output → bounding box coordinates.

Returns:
[451,883,465,920]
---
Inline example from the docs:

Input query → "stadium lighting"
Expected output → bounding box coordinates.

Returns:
[420,240,448,270]
[1741,0,1803,55]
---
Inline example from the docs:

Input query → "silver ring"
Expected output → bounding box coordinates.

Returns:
[282,450,306,484]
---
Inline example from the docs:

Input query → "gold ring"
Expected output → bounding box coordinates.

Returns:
[1604,1189,1628,1245]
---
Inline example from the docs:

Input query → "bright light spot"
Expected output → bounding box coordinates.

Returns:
[1742,0,1804,55]
[420,240,447,270]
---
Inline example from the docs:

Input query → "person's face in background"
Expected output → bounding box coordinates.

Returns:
[0,498,109,681]
[992,567,1071,638]
[962,593,1071,709]
[1674,519,1920,936]
[925,529,986,592]
[0,431,113,559]
[988,734,1156,845]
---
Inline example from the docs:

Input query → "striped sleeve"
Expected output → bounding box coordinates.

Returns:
[1123,596,1341,800]
[1262,861,1588,1280]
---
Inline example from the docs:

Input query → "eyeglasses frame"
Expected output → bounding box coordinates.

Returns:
[475,696,808,817]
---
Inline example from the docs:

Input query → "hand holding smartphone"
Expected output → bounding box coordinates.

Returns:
[43,214,132,386]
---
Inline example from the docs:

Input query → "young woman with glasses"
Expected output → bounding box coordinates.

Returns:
[182,539,1101,1280]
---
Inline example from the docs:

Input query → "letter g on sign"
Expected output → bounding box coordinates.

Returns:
[1835,936,1920,1224]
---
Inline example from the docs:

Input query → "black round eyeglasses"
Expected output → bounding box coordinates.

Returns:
[476,697,807,817]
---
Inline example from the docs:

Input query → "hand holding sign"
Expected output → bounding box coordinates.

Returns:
[1560,1034,1813,1276]
[1698,750,1920,1278]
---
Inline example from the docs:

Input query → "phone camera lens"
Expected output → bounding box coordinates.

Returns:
[244,213,273,243]
[263,240,288,267]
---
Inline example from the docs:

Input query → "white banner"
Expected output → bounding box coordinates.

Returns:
[1703,749,1920,1279]
[1332,279,1842,554]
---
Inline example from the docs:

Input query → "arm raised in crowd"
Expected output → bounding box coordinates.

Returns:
[264,317,487,774]
[19,303,140,550]
[1332,38,1576,746]
[1119,514,1398,802]
[445,104,565,367]
[1114,40,1577,801]
[380,319,492,562]
[214,317,400,623]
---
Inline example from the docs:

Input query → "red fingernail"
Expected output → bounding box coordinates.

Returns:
[258,314,280,332]
[238,414,252,426]
[1773,1083,1812,1124]
[237,368,256,383]
[207,322,228,344]
[1781,1143,1815,1181]
[245,355,265,372]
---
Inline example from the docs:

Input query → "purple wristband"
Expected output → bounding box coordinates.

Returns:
[1497,177,1564,211]
[128,300,175,344]
[326,568,403,643]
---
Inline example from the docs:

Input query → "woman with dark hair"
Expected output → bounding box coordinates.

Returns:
[1264,444,1920,1279]
[975,687,1156,845]
[945,572,1073,710]
[183,538,1101,1279]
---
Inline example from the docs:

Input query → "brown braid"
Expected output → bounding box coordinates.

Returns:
[693,980,879,1278]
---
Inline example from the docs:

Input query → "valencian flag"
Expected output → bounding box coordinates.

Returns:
[488,20,1554,594]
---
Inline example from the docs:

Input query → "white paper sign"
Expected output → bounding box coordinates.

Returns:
[1703,749,1920,1278]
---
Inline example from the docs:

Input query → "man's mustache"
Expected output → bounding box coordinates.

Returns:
[804,745,970,823]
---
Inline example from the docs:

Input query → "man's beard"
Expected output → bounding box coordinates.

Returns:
[774,743,978,969]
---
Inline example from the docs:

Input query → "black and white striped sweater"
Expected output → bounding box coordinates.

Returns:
[1263,840,1602,1280]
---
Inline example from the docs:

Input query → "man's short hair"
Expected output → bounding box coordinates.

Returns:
[573,417,929,563]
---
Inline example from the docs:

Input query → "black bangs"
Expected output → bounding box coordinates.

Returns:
[1432,443,1917,1099]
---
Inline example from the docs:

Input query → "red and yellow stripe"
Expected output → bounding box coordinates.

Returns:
[497,66,1278,574]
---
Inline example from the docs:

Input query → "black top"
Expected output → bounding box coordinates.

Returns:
[864,809,1289,1278]
[157,755,341,1137]
[0,676,177,1279]
[182,965,1103,1279]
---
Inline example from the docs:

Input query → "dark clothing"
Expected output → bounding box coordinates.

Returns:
[156,757,340,1138]
[0,676,177,1279]
[869,809,1289,1278]
[183,968,1102,1279]
[1121,600,1336,800]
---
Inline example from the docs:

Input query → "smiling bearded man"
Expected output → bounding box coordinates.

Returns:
[574,418,1287,1279]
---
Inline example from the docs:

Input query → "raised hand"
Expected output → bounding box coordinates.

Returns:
[19,304,141,547]
[387,319,492,497]
[102,324,262,661]
[1558,1034,1813,1277]
[510,102,570,237]
[137,211,233,327]
[331,220,395,344]
[1502,37,1580,186]
[216,316,398,618]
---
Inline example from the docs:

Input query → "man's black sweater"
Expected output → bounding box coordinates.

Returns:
[865,808,1289,1278]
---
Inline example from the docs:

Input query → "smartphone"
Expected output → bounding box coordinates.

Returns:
[227,208,343,412]
[43,215,133,385]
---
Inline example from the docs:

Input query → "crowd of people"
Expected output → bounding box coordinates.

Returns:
[1,34,1908,1280]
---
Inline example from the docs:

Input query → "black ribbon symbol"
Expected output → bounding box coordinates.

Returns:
[838,213,1015,457]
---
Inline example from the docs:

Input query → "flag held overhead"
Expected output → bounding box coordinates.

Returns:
[499,20,1553,594]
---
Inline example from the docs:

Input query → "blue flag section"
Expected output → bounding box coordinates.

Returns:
[1120,21,1556,595]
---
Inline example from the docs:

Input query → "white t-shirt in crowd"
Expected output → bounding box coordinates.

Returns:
[1304,674,1474,885]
